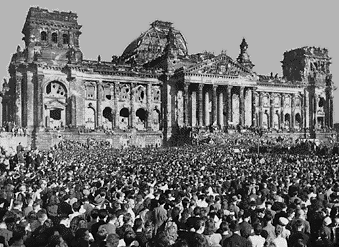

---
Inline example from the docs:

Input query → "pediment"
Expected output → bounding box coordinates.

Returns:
[45,99,66,109]
[184,53,253,77]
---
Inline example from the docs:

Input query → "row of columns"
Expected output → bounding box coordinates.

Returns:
[182,84,311,130]
[183,84,257,128]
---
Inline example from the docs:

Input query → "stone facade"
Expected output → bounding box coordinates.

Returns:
[1,7,336,149]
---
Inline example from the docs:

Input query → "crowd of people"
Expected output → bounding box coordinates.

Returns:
[0,134,339,247]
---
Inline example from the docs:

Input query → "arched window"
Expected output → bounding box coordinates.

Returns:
[103,107,113,122]
[62,34,69,44]
[52,33,58,43]
[136,108,147,122]
[120,108,129,118]
[41,31,47,41]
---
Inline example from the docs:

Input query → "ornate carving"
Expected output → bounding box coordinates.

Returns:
[119,84,130,101]
[152,86,161,102]
[135,85,146,103]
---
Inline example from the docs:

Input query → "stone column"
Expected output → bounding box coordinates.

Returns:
[300,94,304,129]
[329,96,334,128]
[227,85,233,124]
[314,94,318,129]
[259,92,263,127]
[184,83,190,127]
[198,84,204,127]
[114,82,120,129]
[71,95,77,127]
[218,88,223,128]
[270,93,274,129]
[26,71,34,130]
[291,94,295,129]
[280,94,284,129]
[37,74,44,128]
[97,82,103,128]
[130,83,135,128]
[147,83,152,130]
[15,72,23,126]
[239,86,244,126]
[212,84,218,127]
[205,87,209,126]
[251,88,256,127]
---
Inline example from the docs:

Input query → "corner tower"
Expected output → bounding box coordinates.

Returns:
[21,7,83,65]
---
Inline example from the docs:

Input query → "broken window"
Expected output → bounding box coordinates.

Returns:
[50,109,61,120]
[52,33,58,43]
[63,34,69,44]
[41,31,47,41]
[103,107,113,122]
[136,108,147,122]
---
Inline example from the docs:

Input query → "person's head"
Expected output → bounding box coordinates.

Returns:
[193,219,205,233]
[193,206,201,217]
[203,218,216,235]
[294,219,304,232]
[106,233,120,247]
[133,218,143,231]
[253,222,262,236]
[96,225,108,241]
[98,209,108,221]
[123,230,136,246]
[90,208,99,220]
[275,224,283,237]
[75,228,90,242]
[37,209,48,224]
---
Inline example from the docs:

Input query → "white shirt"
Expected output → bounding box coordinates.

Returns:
[273,236,288,247]
[248,235,265,247]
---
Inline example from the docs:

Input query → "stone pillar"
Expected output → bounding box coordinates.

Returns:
[291,94,295,129]
[251,88,256,127]
[114,82,120,129]
[198,84,204,127]
[205,87,209,126]
[329,96,334,128]
[97,82,103,128]
[218,88,223,128]
[184,83,189,127]
[259,92,263,127]
[227,85,233,125]
[313,94,318,129]
[71,95,77,127]
[239,86,244,126]
[26,71,34,130]
[300,94,304,129]
[212,84,218,127]
[130,83,135,128]
[269,93,274,129]
[280,94,284,129]
[147,83,152,129]
[15,72,23,126]
[37,74,44,128]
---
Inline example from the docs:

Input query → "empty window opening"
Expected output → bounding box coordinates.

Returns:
[52,33,58,43]
[120,108,129,118]
[103,107,113,122]
[50,109,61,120]
[41,31,47,41]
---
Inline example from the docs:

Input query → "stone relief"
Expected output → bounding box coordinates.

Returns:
[135,86,146,103]
[119,84,130,101]
[152,86,161,102]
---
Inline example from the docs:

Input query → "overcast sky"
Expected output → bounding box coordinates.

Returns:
[1,0,338,122]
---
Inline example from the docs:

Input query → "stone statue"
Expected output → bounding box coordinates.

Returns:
[98,55,101,62]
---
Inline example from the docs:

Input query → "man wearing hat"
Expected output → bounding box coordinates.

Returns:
[223,220,252,247]
[278,217,291,240]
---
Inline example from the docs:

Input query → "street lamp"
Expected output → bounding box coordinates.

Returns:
[0,78,10,97]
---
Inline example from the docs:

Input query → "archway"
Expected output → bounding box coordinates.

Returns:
[119,108,129,129]
[136,108,147,130]
[295,113,301,129]
[44,81,67,130]
[262,112,268,129]
[285,113,291,129]
[274,112,280,130]
[85,107,95,129]
[102,107,113,129]
[152,109,161,131]
[103,107,113,122]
